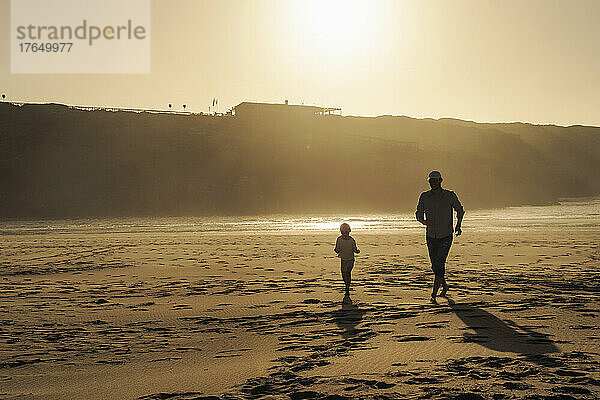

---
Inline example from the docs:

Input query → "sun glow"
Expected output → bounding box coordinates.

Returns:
[289,0,380,58]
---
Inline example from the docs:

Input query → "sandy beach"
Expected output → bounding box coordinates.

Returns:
[1,211,599,400]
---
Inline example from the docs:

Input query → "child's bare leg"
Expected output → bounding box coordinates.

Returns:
[342,270,351,293]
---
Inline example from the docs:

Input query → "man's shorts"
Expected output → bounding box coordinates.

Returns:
[426,235,453,276]
[340,258,355,273]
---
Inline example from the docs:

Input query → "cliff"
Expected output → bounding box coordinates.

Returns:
[1,102,598,218]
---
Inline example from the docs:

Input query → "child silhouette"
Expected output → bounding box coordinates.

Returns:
[334,223,360,297]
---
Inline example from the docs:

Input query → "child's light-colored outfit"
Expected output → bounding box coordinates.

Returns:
[335,235,358,272]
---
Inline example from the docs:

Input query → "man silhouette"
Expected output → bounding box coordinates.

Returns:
[416,171,464,304]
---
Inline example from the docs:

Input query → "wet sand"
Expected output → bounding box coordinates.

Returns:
[1,225,599,399]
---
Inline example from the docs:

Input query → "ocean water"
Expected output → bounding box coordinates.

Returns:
[1,197,599,236]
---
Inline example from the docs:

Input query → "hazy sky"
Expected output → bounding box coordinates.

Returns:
[2,0,599,126]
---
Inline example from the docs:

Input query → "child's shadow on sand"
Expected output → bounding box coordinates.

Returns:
[447,298,559,355]
[333,294,366,338]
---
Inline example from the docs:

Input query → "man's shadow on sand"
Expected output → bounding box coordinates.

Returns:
[446,297,559,355]
[333,294,366,338]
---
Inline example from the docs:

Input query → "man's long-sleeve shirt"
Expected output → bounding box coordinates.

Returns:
[416,189,464,238]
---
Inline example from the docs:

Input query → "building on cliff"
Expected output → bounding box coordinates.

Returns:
[233,100,341,119]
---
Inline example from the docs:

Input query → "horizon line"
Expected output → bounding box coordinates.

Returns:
[1,98,599,129]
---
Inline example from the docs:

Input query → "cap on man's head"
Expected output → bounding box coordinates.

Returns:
[428,171,442,180]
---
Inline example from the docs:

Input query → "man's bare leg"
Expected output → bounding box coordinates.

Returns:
[439,276,449,297]
[431,275,442,303]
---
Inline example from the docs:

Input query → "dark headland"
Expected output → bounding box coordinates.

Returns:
[1,101,599,218]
